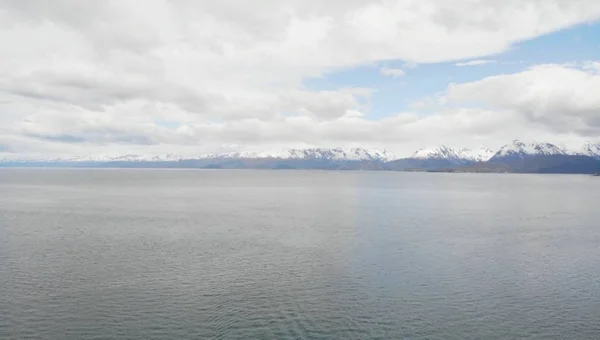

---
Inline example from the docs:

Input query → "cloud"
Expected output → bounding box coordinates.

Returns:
[380,67,406,78]
[1,1,600,157]
[583,61,600,73]
[2,89,588,157]
[445,63,600,136]
[455,59,497,67]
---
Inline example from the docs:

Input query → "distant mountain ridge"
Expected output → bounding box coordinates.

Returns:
[0,147,395,163]
[207,148,396,162]
[2,141,600,174]
[411,145,495,163]
[580,142,600,159]
[490,140,568,161]
[470,140,600,174]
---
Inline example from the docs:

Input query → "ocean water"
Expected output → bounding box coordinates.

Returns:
[1,169,599,339]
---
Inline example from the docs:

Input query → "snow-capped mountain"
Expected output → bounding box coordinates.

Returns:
[97,154,185,162]
[462,146,496,162]
[0,147,395,163]
[411,145,494,163]
[411,145,460,160]
[579,142,600,159]
[490,140,568,160]
[2,142,598,173]
[211,148,395,162]
[5,154,192,163]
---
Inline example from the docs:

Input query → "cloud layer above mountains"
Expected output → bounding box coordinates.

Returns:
[1,0,600,157]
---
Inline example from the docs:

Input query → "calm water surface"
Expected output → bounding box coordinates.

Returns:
[1,169,600,339]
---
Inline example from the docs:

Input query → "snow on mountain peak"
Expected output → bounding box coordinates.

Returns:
[492,140,567,159]
[0,148,395,163]
[412,145,455,159]
[4,142,599,165]
[213,147,395,162]
[411,145,494,162]
[580,142,600,159]
[460,146,496,162]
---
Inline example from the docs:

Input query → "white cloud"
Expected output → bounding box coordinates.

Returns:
[445,63,600,136]
[0,0,600,157]
[583,61,600,73]
[380,67,406,78]
[455,59,497,66]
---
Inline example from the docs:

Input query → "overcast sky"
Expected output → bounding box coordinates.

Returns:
[1,0,600,157]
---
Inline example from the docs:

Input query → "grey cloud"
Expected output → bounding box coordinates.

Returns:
[33,134,87,144]
[0,70,214,113]
[2,0,161,54]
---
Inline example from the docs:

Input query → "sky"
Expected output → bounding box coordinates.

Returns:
[1,0,600,158]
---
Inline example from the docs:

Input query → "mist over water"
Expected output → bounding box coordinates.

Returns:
[1,169,600,339]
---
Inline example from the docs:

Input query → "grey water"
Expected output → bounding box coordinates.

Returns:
[1,169,599,340]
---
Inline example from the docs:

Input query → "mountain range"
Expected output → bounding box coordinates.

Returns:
[2,140,600,174]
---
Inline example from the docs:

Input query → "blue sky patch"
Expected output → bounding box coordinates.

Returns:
[306,23,600,119]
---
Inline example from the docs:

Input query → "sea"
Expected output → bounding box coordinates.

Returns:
[1,169,599,339]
